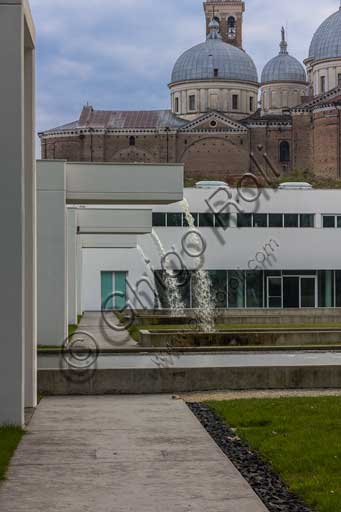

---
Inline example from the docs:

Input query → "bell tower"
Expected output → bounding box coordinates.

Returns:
[204,0,245,48]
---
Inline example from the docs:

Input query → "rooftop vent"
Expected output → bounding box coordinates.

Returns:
[195,181,228,189]
[278,182,313,190]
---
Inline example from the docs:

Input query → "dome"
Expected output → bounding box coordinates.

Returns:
[171,19,258,84]
[309,7,341,61]
[261,28,306,84]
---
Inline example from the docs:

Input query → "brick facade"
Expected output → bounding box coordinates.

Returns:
[40,96,341,183]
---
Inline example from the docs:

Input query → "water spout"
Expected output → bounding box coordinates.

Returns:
[180,199,216,333]
[151,230,185,316]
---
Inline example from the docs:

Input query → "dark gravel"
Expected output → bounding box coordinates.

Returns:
[188,402,315,512]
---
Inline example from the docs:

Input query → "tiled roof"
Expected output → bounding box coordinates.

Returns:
[242,109,292,124]
[41,109,188,135]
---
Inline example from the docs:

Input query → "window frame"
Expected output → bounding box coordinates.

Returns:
[167,212,183,227]
[269,214,284,228]
[284,214,299,228]
[152,212,167,227]
[253,213,268,228]
[300,214,315,228]
[232,94,239,110]
[323,215,336,229]
[188,94,196,112]
[279,140,290,163]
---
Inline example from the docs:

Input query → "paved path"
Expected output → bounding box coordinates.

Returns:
[0,396,268,512]
[75,311,137,350]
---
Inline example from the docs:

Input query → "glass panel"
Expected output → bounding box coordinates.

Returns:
[283,276,300,308]
[177,270,191,309]
[337,216,341,228]
[253,214,267,227]
[101,271,113,310]
[246,271,263,308]
[268,277,282,308]
[228,271,245,308]
[283,270,316,276]
[237,213,252,228]
[199,213,214,227]
[114,272,127,310]
[183,212,198,227]
[215,213,230,229]
[209,271,227,308]
[318,270,334,308]
[336,271,341,308]
[284,214,299,228]
[269,297,282,308]
[191,271,214,309]
[154,271,169,309]
[301,278,316,308]
[154,270,191,308]
[269,214,283,228]
[167,213,182,227]
[323,216,336,228]
[300,214,314,228]
[152,212,166,227]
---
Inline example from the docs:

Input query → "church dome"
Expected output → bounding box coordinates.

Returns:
[309,7,341,61]
[171,19,258,84]
[261,28,306,84]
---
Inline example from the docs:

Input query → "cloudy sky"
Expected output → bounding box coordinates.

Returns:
[30,0,338,137]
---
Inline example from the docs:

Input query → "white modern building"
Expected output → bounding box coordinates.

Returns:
[81,186,341,312]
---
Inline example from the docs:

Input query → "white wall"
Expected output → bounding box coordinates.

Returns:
[81,188,341,310]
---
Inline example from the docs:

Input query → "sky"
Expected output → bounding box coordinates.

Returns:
[30,0,339,139]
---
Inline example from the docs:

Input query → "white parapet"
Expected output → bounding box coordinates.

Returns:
[77,209,152,235]
[64,162,184,204]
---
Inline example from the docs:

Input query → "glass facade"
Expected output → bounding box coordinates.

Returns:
[153,212,317,229]
[154,270,341,309]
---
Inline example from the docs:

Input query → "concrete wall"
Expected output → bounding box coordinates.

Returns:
[38,365,341,395]
[37,161,68,347]
[0,0,36,425]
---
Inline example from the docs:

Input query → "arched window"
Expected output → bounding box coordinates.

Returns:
[279,141,290,162]
[227,16,236,39]
[129,136,135,146]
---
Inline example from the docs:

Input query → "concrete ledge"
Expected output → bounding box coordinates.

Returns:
[139,330,341,347]
[38,365,341,395]
[131,308,341,326]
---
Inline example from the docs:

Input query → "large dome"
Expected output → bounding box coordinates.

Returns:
[171,20,258,84]
[262,29,306,84]
[309,8,341,61]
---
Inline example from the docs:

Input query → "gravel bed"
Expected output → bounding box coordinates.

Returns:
[188,402,314,512]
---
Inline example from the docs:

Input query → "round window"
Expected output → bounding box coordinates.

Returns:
[210,120,217,128]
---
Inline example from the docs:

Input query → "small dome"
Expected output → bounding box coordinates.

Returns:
[309,7,341,61]
[261,28,306,84]
[171,20,258,84]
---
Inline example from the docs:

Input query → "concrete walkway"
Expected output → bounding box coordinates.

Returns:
[0,396,268,512]
[75,311,137,350]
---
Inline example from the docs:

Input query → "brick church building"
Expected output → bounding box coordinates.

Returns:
[39,1,341,182]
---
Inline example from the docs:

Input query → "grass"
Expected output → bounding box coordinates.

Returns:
[207,397,341,512]
[68,314,83,337]
[0,427,24,481]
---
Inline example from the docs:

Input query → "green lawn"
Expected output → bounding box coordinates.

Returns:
[0,427,24,480]
[208,397,341,512]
